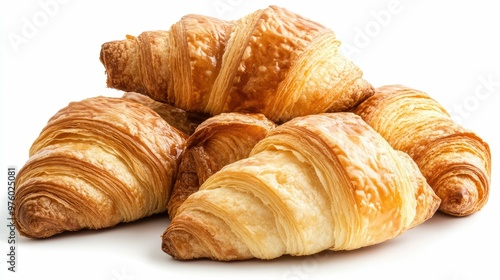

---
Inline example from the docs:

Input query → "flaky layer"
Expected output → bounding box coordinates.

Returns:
[162,113,439,261]
[14,97,186,238]
[353,85,491,216]
[167,112,275,218]
[100,6,374,122]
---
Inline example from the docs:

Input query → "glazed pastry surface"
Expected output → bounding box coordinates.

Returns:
[100,6,374,122]
[354,85,491,216]
[162,112,440,260]
[14,96,187,238]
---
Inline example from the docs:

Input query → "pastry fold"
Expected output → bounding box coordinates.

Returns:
[353,85,491,216]
[13,96,187,238]
[167,112,275,218]
[100,6,374,122]
[162,112,440,261]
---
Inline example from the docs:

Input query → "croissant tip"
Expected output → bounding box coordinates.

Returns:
[161,229,195,260]
[161,233,176,257]
[14,208,67,239]
[438,185,483,217]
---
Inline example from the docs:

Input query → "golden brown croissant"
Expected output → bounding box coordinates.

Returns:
[162,112,440,261]
[167,112,275,218]
[13,96,187,238]
[99,5,374,122]
[353,85,491,216]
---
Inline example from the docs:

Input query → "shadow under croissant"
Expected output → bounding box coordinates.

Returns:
[17,213,170,243]
[159,205,481,264]
[158,228,433,275]
[15,209,469,269]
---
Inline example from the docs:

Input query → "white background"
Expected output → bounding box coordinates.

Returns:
[1,1,499,279]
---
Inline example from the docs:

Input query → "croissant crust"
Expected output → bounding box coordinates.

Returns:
[14,96,186,238]
[162,112,440,261]
[167,112,275,218]
[99,6,374,122]
[353,85,491,216]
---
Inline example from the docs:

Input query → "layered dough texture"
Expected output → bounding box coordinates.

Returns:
[162,113,440,260]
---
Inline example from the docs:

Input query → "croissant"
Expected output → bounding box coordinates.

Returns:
[353,85,491,216]
[167,112,275,218]
[162,112,440,261]
[99,5,374,123]
[13,96,186,238]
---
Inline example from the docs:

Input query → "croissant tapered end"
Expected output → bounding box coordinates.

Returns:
[162,113,439,261]
[100,31,172,102]
[13,147,123,238]
[162,209,253,261]
[100,36,145,93]
[14,96,186,238]
[161,218,207,260]
[424,133,491,216]
[14,189,82,238]
[353,84,491,216]
[437,182,482,217]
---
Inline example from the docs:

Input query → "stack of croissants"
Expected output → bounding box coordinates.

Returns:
[13,6,491,261]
